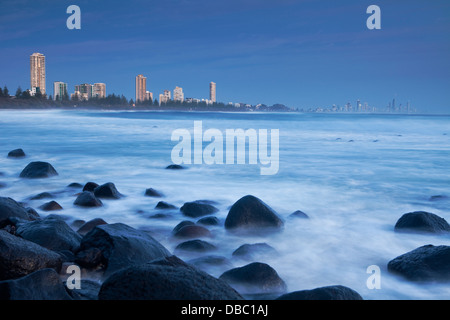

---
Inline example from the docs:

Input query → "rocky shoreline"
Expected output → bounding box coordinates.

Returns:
[1,150,450,300]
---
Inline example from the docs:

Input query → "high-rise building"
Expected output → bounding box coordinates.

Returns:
[74,83,93,101]
[53,81,67,101]
[146,91,153,102]
[135,74,147,103]
[30,53,46,95]
[93,83,106,98]
[210,82,216,103]
[173,86,184,102]
[159,90,171,105]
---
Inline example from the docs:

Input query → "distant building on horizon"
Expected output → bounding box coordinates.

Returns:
[135,74,147,103]
[53,81,67,101]
[146,91,153,102]
[75,83,93,101]
[159,90,171,105]
[173,86,184,103]
[30,53,46,95]
[210,82,216,103]
[93,83,106,99]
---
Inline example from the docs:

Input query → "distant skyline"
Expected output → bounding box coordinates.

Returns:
[1,0,449,113]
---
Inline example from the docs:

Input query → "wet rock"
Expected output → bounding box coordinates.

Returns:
[67,182,83,189]
[39,201,63,211]
[145,188,164,198]
[429,195,449,202]
[77,218,107,236]
[197,216,219,226]
[0,197,38,224]
[74,191,103,208]
[276,285,363,300]
[30,192,54,200]
[67,280,101,300]
[289,210,309,219]
[74,247,103,269]
[16,215,82,252]
[75,223,171,277]
[173,225,211,239]
[232,243,278,260]
[82,182,99,192]
[175,239,217,253]
[180,200,219,218]
[225,195,284,231]
[187,255,233,269]
[0,268,72,300]
[98,255,242,300]
[19,161,58,179]
[0,230,62,280]
[219,262,287,294]
[394,211,450,234]
[7,149,26,158]
[165,164,185,170]
[155,201,177,210]
[172,221,195,234]
[93,182,123,199]
[388,245,450,282]
[71,219,86,229]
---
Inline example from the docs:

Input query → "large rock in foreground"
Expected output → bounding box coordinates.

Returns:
[276,285,363,300]
[219,262,286,294]
[98,256,242,300]
[225,195,283,231]
[16,215,82,253]
[19,161,58,179]
[394,211,450,234]
[0,268,72,300]
[75,223,170,277]
[0,197,38,225]
[93,183,123,199]
[74,192,103,208]
[0,230,62,280]
[387,245,450,282]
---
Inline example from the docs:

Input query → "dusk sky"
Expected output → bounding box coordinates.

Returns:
[1,0,449,113]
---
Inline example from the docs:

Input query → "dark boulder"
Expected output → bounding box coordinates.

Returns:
[219,262,286,294]
[93,182,123,199]
[175,239,217,253]
[145,188,164,198]
[394,211,450,234]
[232,243,278,260]
[172,220,195,234]
[0,230,62,280]
[74,247,103,269]
[82,182,99,192]
[77,218,107,236]
[225,195,284,231]
[276,285,363,300]
[98,255,242,300]
[74,191,103,208]
[155,201,177,210]
[197,216,220,226]
[16,215,82,252]
[7,149,26,158]
[429,195,449,202]
[180,200,219,218]
[19,161,58,179]
[187,255,233,270]
[39,201,63,211]
[67,279,101,300]
[0,197,38,224]
[0,268,72,300]
[75,223,170,277]
[387,245,450,282]
[289,210,309,219]
[165,164,185,170]
[173,225,211,239]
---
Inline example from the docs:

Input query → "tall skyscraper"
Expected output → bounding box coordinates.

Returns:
[173,86,184,102]
[93,83,106,98]
[53,81,67,101]
[30,53,46,95]
[135,75,147,103]
[146,91,153,102]
[210,82,216,103]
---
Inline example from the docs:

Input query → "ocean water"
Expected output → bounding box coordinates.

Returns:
[0,109,449,300]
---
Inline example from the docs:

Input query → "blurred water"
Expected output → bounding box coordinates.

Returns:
[0,110,449,299]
